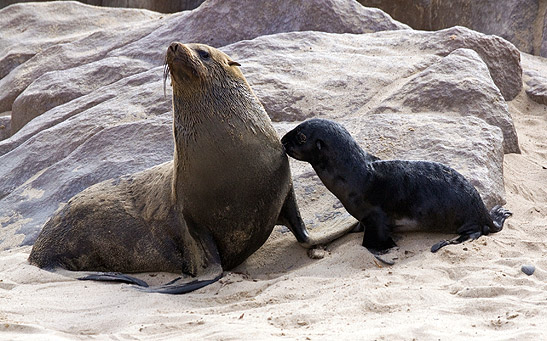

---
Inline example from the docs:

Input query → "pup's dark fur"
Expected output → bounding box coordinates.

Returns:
[282,118,511,255]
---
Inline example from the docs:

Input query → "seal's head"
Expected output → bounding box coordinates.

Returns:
[282,119,379,166]
[281,118,351,164]
[164,42,242,97]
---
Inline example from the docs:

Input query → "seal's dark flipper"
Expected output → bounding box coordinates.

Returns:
[489,205,512,232]
[138,228,224,295]
[78,272,149,287]
[135,269,223,294]
[430,230,482,253]
[361,209,397,252]
[369,250,395,266]
[277,185,358,248]
[277,185,309,244]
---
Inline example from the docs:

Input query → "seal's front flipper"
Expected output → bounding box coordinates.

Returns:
[277,185,358,248]
[361,209,397,252]
[44,268,150,287]
[351,222,364,233]
[277,185,310,245]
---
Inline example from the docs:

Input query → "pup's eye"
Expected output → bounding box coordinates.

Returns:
[297,132,307,144]
[197,50,210,60]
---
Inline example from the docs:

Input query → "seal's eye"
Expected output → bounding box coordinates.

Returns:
[296,132,307,145]
[197,50,210,60]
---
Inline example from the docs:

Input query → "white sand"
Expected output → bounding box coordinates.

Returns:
[1,89,546,340]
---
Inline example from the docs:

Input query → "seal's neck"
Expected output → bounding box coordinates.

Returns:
[171,79,272,150]
[170,77,280,204]
[312,142,374,217]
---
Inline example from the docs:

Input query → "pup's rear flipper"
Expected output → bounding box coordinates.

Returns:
[431,231,481,253]
[489,205,512,232]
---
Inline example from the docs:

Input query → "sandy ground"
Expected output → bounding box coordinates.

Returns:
[0,88,546,340]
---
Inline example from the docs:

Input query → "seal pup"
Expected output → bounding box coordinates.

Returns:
[281,118,512,257]
[28,44,357,294]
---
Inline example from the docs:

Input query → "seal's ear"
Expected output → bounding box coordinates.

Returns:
[316,140,324,151]
[228,60,241,67]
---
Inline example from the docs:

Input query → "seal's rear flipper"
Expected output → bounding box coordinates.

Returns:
[430,230,481,253]
[489,205,512,232]
[78,272,149,287]
[135,268,223,294]
[368,250,395,266]
[137,229,224,294]
[45,268,150,287]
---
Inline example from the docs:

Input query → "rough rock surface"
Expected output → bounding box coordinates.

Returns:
[0,114,9,141]
[0,1,518,250]
[0,0,409,135]
[0,1,162,80]
[521,53,547,106]
[0,0,205,13]
[358,0,547,58]
[226,30,520,153]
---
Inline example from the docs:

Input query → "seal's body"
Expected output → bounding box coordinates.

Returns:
[281,118,511,254]
[29,44,355,294]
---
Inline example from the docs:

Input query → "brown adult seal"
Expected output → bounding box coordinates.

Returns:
[28,43,355,294]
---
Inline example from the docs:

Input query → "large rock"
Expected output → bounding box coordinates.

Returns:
[521,53,547,106]
[0,114,9,141]
[543,16,547,57]
[0,1,161,80]
[0,0,205,13]
[0,0,408,135]
[10,57,153,132]
[225,30,520,153]
[358,0,547,58]
[0,2,518,250]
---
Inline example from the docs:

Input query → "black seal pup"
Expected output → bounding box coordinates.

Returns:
[281,118,511,257]
[28,44,356,294]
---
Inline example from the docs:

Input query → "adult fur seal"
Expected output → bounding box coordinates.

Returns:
[281,118,512,257]
[28,43,356,294]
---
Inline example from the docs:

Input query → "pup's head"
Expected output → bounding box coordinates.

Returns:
[281,118,352,164]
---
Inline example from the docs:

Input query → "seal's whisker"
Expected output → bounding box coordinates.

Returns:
[163,57,170,98]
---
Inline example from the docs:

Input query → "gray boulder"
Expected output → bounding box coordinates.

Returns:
[11,57,153,132]
[0,1,518,251]
[358,0,547,58]
[0,1,161,80]
[1,0,408,135]
[521,53,547,106]
[226,30,520,153]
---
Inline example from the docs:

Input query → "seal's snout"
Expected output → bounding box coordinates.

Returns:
[281,140,289,154]
[169,42,179,52]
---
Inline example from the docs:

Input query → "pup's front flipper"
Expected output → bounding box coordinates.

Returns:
[361,209,397,265]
